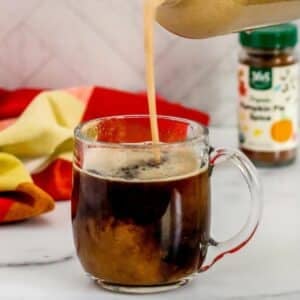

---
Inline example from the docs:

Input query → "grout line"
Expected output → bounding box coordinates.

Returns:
[175,43,237,101]
[19,54,53,87]
[24,27,87,84]
[0,0,45,46]
[65,0,144,77]
[156,38,177,64]
[0,0,47,81]
[19,22,85,86]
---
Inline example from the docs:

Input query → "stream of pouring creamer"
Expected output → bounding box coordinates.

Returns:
[144,0,165,160]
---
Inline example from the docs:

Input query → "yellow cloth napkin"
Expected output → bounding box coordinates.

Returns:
[0,91,84,222]
[0,153,31,191]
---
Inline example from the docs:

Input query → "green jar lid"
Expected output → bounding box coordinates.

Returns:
[240,23,298,50]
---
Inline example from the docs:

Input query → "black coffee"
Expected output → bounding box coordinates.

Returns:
[72,157,210,286]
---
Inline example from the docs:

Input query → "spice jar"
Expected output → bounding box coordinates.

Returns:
[238,24,299,167]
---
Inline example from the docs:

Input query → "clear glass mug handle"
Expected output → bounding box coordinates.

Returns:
[199,148,263,272]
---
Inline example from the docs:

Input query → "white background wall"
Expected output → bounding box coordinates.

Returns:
[0,0,299,126]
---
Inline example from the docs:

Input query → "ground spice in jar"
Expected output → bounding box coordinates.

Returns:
[238,24,299,167]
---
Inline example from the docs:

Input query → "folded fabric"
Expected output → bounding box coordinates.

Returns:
[83,87,210,125]
[0,91,84,223]
[0,86,209,223]
[0,88,43,119]
[0,153,54,222]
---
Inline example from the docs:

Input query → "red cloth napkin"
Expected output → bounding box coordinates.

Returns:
[0,86,209,222]
[0,88,43,119]
[83,87,210,125]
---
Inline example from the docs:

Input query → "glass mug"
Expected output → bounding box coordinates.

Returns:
[72,115,262,294]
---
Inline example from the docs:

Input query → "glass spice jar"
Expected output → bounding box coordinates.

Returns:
[238,24,299,167]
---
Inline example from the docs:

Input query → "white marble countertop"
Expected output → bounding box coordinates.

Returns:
[2,127,300,299]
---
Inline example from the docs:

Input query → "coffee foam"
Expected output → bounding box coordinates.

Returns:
[81,146,208,182]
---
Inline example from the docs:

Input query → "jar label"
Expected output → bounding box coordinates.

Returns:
[249,67,272,90]
[238,64,299,152]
